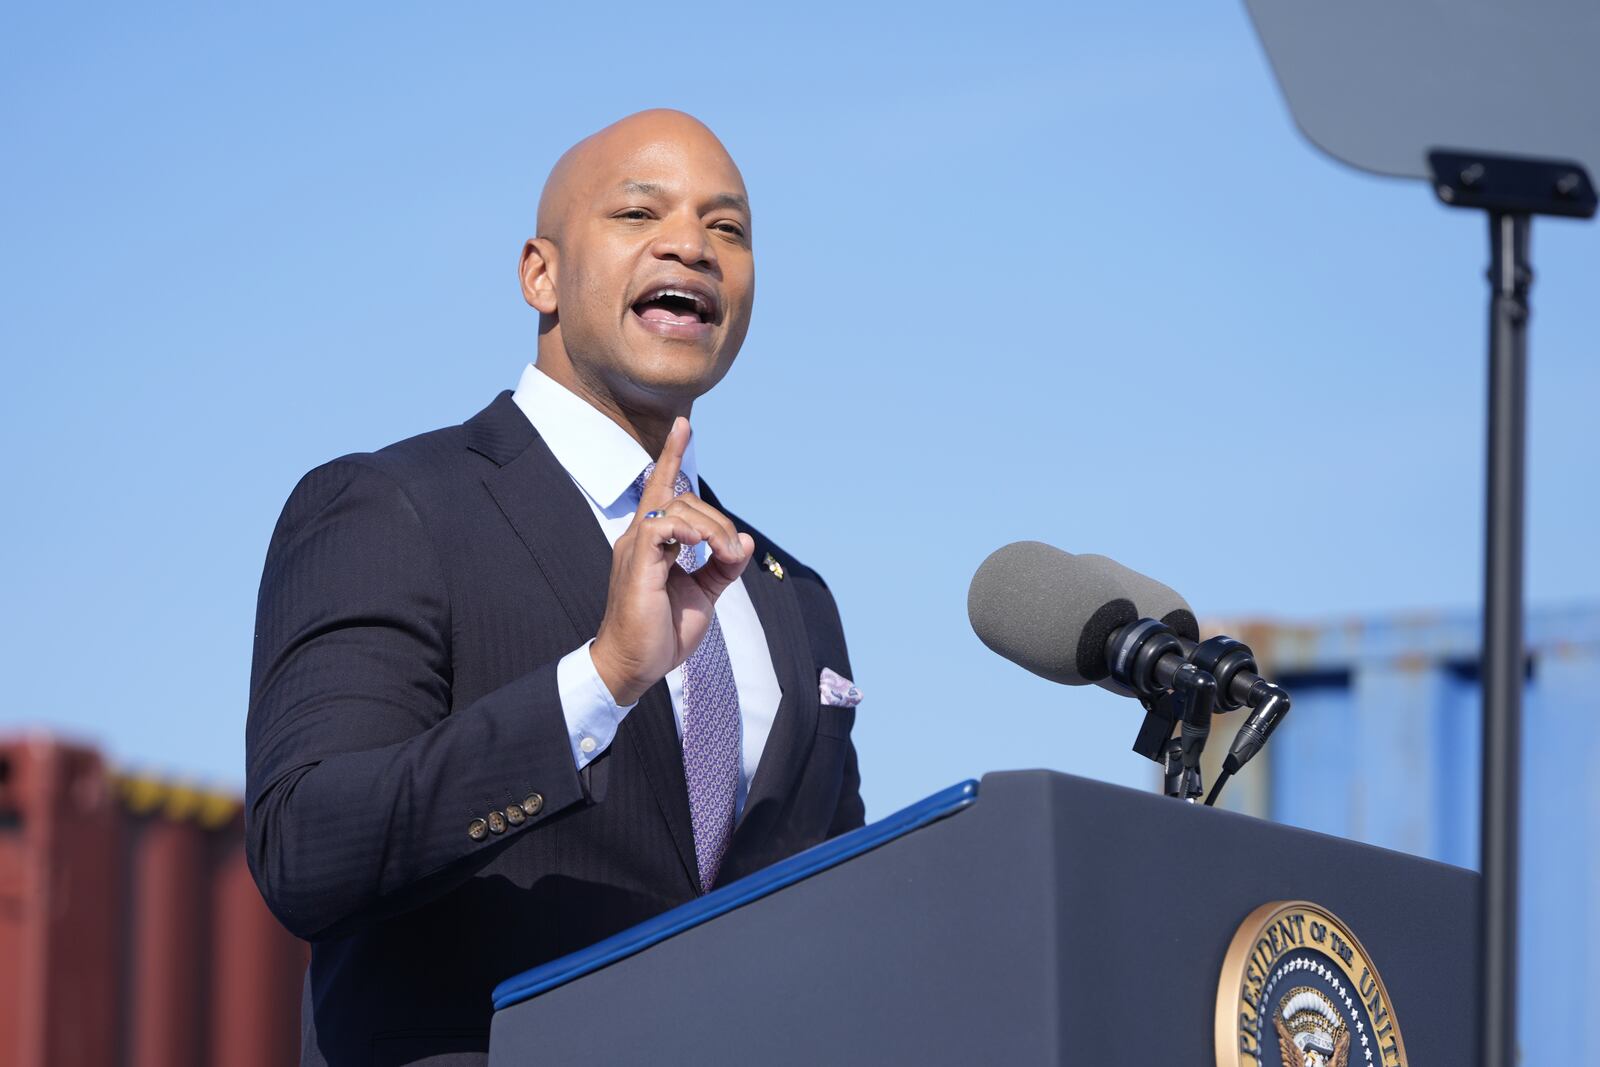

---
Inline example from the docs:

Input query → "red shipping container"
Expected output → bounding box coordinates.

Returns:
[0,736,121,1067]
[0,736,306,1067]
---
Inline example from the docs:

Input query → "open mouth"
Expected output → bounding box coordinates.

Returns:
[630,283,718,332]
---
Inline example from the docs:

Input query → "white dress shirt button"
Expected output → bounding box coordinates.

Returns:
[579,736,597,754]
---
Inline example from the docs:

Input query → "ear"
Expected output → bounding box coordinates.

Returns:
[519,238,559,314]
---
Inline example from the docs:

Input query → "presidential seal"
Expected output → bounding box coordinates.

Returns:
[1215,901,1408,1067]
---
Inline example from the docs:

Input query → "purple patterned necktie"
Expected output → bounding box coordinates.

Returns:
[636,465,742,892]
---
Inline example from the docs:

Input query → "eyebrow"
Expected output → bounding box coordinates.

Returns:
[619,180,749,215]
[707,192,750,214]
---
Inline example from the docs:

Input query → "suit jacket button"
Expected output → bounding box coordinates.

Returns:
[504,804,526,826]
[468,818,488,841]
[521,793,544,817]
[487,810,507,834]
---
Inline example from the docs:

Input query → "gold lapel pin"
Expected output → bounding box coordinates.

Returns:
[763,552,785,580]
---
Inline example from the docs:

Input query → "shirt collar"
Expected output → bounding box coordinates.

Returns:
[510,363,700,514]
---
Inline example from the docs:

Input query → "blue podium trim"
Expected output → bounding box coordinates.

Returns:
[491,778,980,1011]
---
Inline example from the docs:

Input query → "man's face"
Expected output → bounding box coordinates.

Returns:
[543,133,754,408]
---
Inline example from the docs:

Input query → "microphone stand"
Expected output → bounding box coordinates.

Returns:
[1154,665,1216,802]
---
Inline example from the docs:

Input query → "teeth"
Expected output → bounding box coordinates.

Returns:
[645,287,710,316]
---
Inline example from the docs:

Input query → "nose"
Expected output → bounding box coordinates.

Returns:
[649,209,717,272]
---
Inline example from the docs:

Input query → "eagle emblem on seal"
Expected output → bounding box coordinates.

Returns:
[1273,987,1352,1067]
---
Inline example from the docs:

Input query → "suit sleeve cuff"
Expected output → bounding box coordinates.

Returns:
[557,639,636,770]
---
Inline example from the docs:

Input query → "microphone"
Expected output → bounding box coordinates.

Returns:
[967,542,1291,802]
[966,541,1138,687]
[967,543,1195,694]
[1076,553,1197,701]
[968,545,1215,799]
[1077,553,1198,641]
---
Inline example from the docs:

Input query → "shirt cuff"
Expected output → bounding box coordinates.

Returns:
[556,639,636,771]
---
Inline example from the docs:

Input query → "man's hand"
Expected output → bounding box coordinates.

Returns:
[589,417,756,706]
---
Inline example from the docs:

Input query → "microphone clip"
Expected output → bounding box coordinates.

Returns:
[1156,664,1217,800]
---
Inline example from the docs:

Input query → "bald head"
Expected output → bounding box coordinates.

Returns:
[536,110,748,243]
[518,109,757,440]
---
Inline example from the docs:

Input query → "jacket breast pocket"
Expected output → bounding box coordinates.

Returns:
[816,704,855,739]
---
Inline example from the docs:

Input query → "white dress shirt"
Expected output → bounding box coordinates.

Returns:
[512,363,781,815]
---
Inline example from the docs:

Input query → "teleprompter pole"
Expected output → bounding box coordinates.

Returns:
[1426,150,1594,1067]
[1480,209,1528,1067]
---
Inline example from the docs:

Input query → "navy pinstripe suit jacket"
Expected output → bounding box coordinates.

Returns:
[245,391,864,1066]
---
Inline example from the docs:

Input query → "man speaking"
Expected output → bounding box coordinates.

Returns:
[245,110,864,1066]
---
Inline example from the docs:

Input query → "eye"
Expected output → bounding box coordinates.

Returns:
[613,208,653,222]
[712,220,747,240]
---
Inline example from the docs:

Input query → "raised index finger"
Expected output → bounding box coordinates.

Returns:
[638,416,690,514]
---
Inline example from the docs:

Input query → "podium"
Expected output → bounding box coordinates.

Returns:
[489,771,1477,1065]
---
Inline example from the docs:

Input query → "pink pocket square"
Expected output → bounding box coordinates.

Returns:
[819,667,862,708]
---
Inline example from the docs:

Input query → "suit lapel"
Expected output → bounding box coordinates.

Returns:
[477,417,610,640]
[737,553,817,815]
[699,482,818,859]
[468,392,700,891]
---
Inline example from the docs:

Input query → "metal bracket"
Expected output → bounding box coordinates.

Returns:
[1427,149,1596,219]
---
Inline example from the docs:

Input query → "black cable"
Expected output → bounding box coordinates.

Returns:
[1204,768,1233,808]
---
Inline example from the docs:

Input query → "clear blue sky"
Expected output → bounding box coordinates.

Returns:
[3,2,1597,818]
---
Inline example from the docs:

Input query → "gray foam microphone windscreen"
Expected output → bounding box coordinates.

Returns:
[1075,553,1199,641]
[967,541,1139,685]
